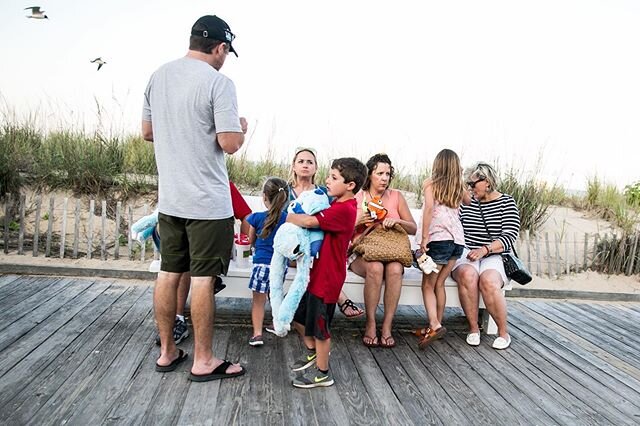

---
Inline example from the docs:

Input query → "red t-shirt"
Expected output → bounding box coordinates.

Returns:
[230,181,252,220]
[307,198,357,303]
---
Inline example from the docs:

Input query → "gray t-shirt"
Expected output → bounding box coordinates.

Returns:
[142,56,242,220]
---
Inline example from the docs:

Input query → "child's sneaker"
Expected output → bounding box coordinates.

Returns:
[154,317,189,346]
[291,350,317,371]
[292,367,334,388]
[249,335,264,346]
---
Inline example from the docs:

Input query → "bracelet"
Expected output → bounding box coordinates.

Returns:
[485,245,492,255]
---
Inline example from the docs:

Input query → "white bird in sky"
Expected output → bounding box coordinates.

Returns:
[25,6,48,19]
[90,57,106,71]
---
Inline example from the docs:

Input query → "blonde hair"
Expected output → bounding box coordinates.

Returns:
[465,162,500,192]
[431,149,465,208]
[287,148,318,188]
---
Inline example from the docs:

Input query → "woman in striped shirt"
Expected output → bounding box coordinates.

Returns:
[452,162,520,350]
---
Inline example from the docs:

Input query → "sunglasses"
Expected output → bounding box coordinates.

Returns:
[466,177,486,189]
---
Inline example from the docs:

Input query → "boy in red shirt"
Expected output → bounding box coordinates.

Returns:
[286,157,367,388]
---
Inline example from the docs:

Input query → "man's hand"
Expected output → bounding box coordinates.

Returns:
[240,117,248,134]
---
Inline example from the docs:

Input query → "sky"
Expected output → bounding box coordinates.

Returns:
[1,0,639,191]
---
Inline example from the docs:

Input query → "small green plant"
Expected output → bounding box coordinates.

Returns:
[624,181,640,207]
[9,220,19,232]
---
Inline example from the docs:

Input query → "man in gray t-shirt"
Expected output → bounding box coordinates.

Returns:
[142,15,246,381]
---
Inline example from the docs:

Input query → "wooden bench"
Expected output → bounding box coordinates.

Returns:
[216,195,510,335]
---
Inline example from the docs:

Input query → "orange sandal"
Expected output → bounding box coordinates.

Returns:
[418,326,447,349]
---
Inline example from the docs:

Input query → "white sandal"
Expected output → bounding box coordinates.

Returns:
[466,332,480,346]
[492,335,511,350]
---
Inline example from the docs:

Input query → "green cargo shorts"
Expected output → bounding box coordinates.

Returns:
[158,213,234,277]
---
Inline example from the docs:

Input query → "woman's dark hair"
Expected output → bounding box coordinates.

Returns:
[260,177,288,239]
[362,153,394,191]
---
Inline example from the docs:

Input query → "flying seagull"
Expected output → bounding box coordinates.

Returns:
[25,6,48,19]
[90,57,106,71]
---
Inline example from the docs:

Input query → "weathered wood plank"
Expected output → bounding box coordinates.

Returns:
[43,289,155,425]
[3,193,10,254]
[506,314,636,424]
[0,277,73,324]
[0,279,115,374]
[445,332,558,425]
[1,285,148,424]
[343,331,418,425]
[45,195,54,257]
[524,301,640,372]
[430,333,530,425]
[0,275,56,306]
[114,201,121,260]
[509,302,640,420]
[18,194,26,255]
[483,329,613,425]
[60,197,68,258]
[0,274,22,289]
[87,199,95,260]
[33,195,42,256]
[101,199,107,260]
[73,199,80,258]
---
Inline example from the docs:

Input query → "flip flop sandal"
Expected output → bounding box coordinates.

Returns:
[362,335,379,348]
[188,360,246,382]
[418,326,447,349]
[379,335,396,348]
[155,349,188,372]
[338,299,364,318]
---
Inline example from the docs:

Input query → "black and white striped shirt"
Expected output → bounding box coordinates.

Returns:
[459,194,520,252]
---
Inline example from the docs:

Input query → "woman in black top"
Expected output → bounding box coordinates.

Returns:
[452,162,520,350]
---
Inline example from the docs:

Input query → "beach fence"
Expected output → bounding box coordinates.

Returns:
[1,193,158,262]
[1,193,639,278]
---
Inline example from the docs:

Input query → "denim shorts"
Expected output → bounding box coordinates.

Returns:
[427,240,465,265]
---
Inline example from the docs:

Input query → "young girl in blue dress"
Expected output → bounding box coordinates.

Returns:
[246,177,289,346]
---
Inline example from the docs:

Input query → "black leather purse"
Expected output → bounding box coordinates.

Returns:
[477,201,532,285]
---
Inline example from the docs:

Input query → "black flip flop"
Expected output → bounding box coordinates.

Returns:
[188,360,246,382]
[155,349,188,372]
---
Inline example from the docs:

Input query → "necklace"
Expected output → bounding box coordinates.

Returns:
[368,189,386,201]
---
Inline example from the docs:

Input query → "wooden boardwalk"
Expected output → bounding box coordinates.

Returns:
[0,274,639,425]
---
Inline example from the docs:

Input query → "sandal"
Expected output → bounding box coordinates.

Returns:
[362,334,379,348]
[338,299,364,318]
[417,326,447,349]
[379,335,396,348]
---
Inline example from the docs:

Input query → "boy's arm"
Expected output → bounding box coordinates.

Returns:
[287,213,320,229]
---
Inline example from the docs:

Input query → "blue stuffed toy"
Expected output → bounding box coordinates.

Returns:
[269,188,330,336]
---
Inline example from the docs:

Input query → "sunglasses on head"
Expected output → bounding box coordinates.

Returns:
[466,177,486,189]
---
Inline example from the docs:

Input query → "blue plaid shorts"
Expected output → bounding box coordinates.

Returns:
[249,264,271,293]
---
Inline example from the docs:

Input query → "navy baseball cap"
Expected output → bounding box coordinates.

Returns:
[191,15,237,57]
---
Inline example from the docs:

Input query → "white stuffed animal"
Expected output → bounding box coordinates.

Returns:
[268,188,330,336]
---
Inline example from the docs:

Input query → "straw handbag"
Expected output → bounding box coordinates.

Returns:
[350,223,413,267]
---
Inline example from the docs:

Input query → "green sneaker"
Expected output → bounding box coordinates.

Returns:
[292,368,334,388]
[291,351,317,372]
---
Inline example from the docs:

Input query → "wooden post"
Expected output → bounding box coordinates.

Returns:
[544,232,552,278]
[609,234,617,273]
[18,194,25,255]
[45,196,55,257]
[564,233,570,275]
[87,199,94,259]
[33,195,42,257]
[583,233,589,271]
[627,233,639,276]
[554,233,561,278]
[73,199,80,259]
[3,194,10,254]
[573,232,578,272]
[101,200,107,260]
[128,205,133,260]
[525,230,532,270]
[535,236,541,276]
[60,197,68,258]
[140,204,148,261]
[114,201,121,260]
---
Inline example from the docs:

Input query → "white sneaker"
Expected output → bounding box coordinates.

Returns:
[492,335,511,350]
[466,332,481,346]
